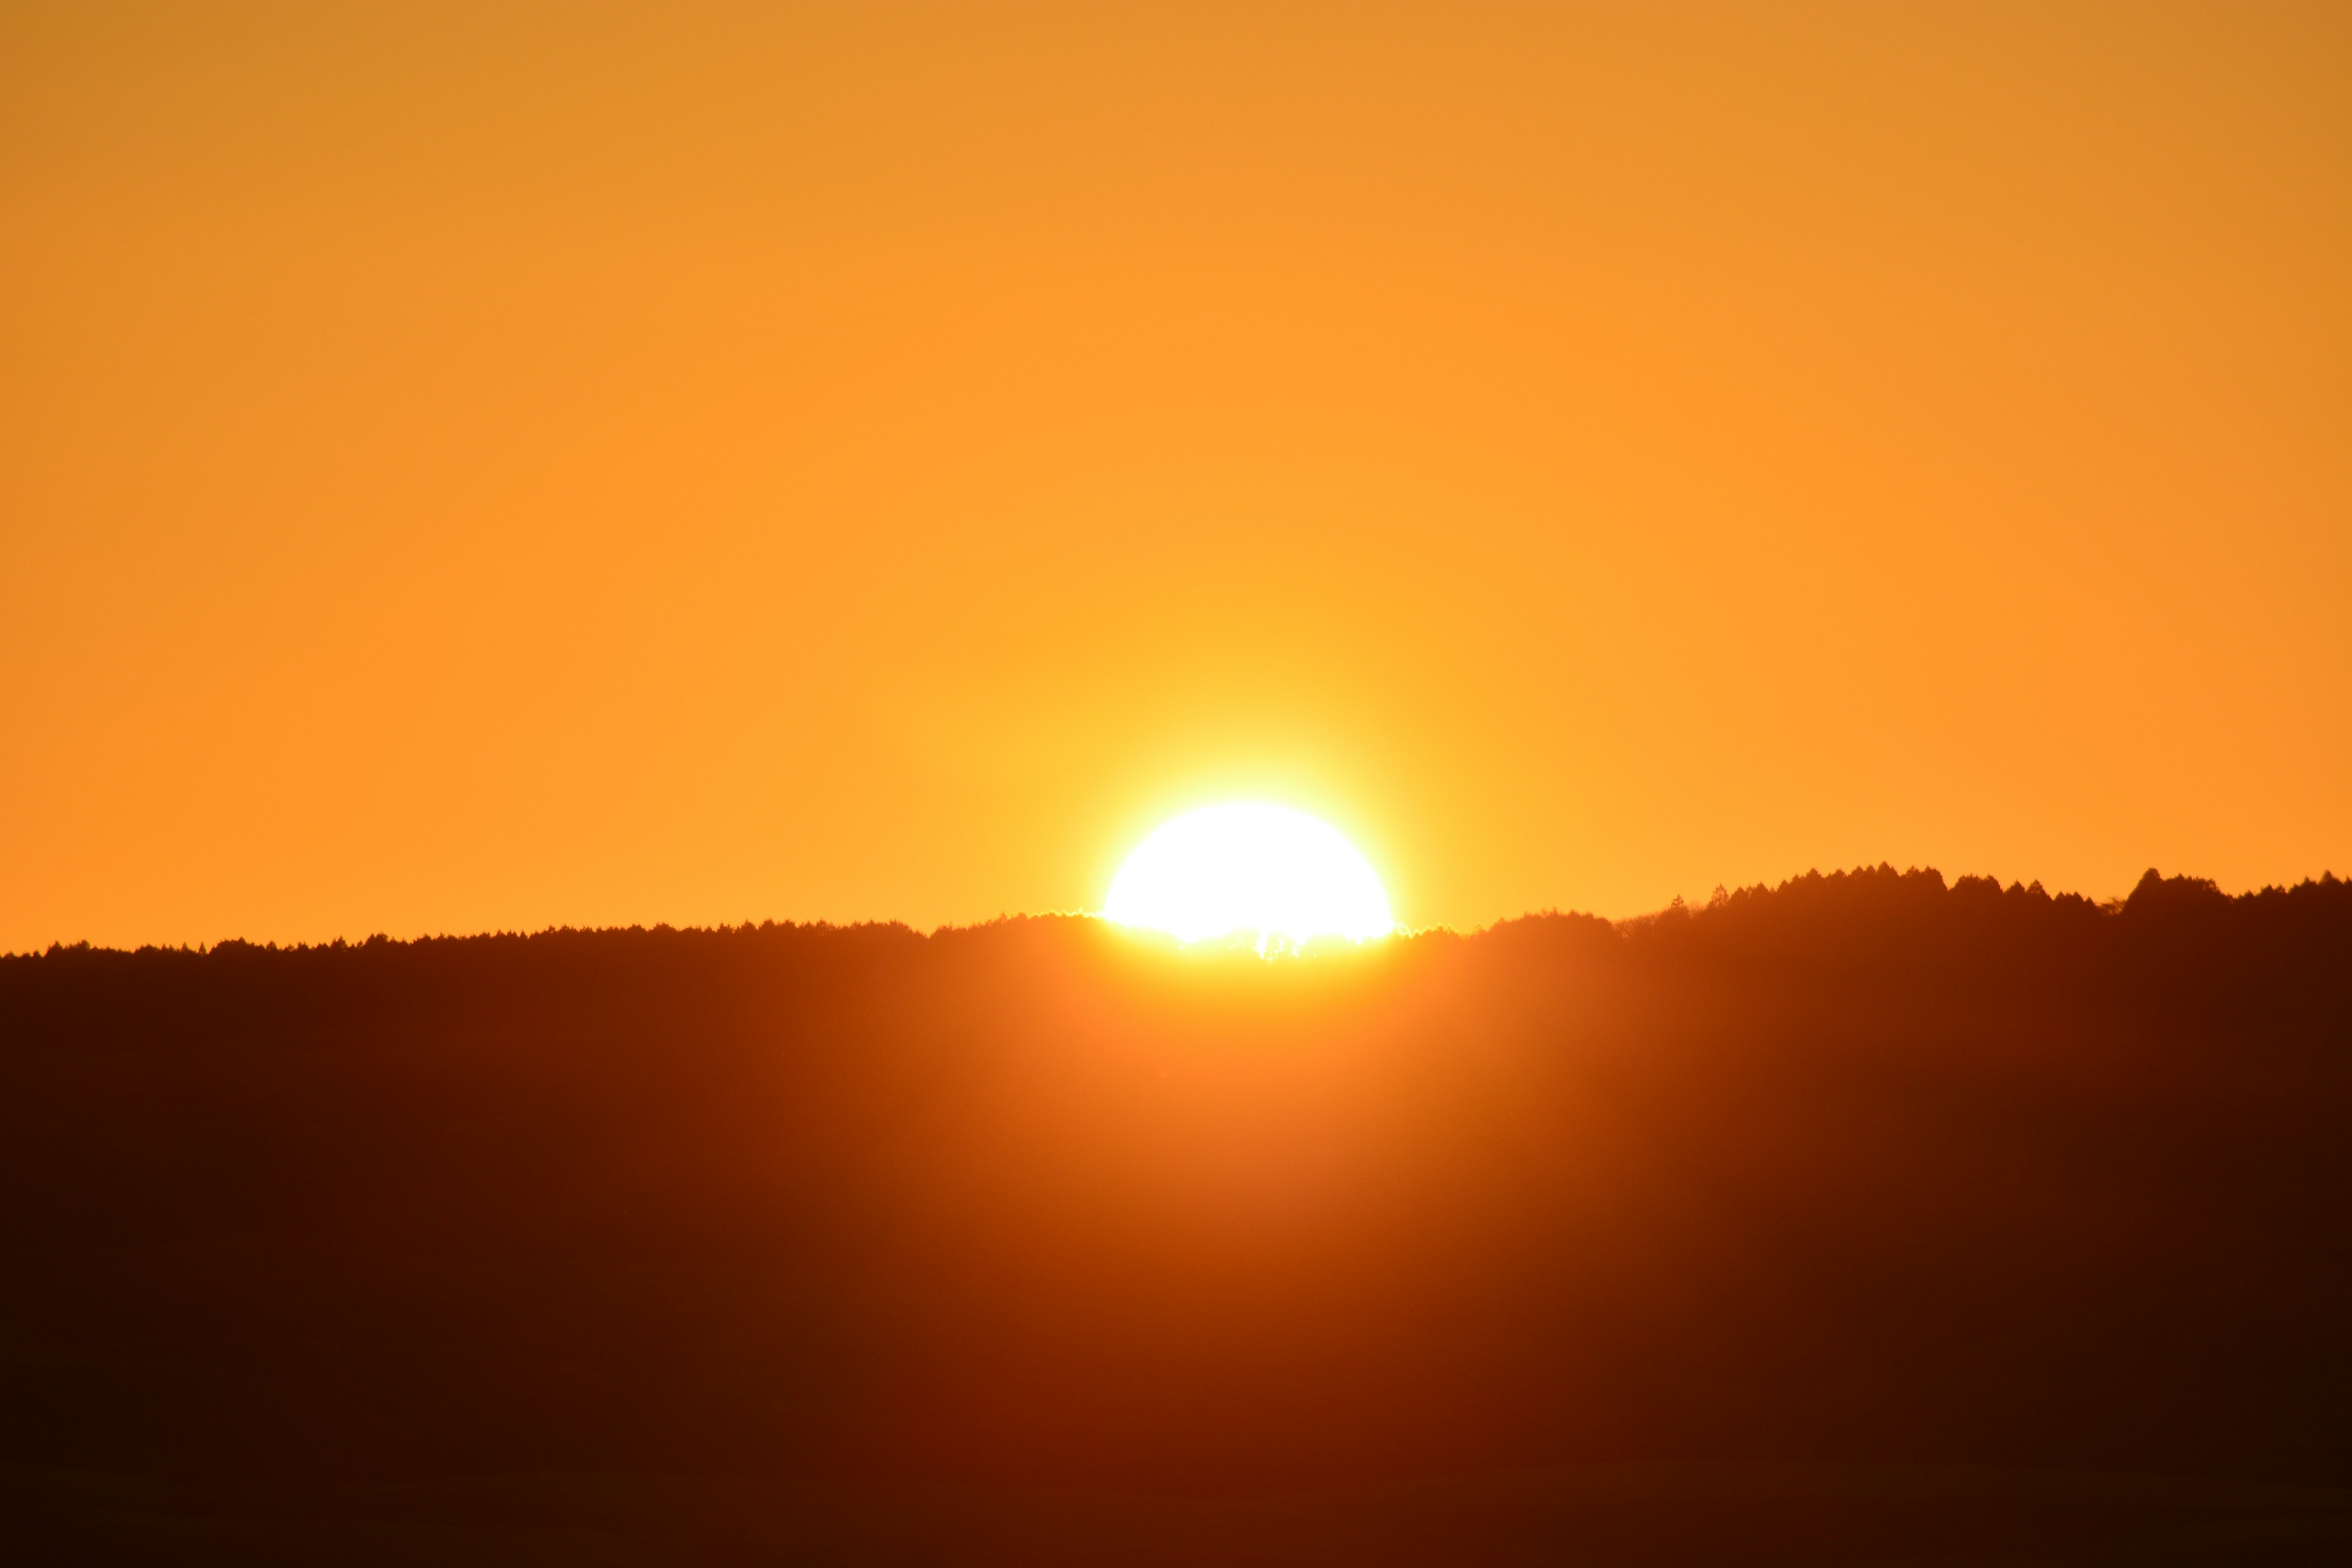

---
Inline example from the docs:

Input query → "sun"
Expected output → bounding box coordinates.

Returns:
[1102,803,1396,949]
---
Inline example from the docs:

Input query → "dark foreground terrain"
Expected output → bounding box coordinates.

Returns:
[3,867,2348,1564]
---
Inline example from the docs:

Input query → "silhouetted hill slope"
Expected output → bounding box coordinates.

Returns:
[2,866,2348,1564]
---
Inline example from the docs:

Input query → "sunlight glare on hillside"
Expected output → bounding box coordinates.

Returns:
[1102,804,1395,952]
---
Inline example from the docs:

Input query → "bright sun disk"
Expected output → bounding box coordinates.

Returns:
[1102,803,1395,949]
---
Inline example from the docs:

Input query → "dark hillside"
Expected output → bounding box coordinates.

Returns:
[2,867,2348,1562]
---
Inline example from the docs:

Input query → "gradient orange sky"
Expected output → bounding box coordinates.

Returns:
[4,2,2347,951]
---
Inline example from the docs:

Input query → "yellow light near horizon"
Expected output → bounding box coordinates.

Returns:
[1102,804,1395,950]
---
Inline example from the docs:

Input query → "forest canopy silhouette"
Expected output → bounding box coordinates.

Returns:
[3,865,2348,1562]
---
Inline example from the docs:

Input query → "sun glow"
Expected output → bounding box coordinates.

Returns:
[1102,804,1395,951]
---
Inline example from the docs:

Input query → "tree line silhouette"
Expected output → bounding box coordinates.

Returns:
[2,865,2346,1562]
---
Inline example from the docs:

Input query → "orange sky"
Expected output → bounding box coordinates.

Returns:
[4,2,2347,951]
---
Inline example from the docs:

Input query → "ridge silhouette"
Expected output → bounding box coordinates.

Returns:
[2,865,2348,1562]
